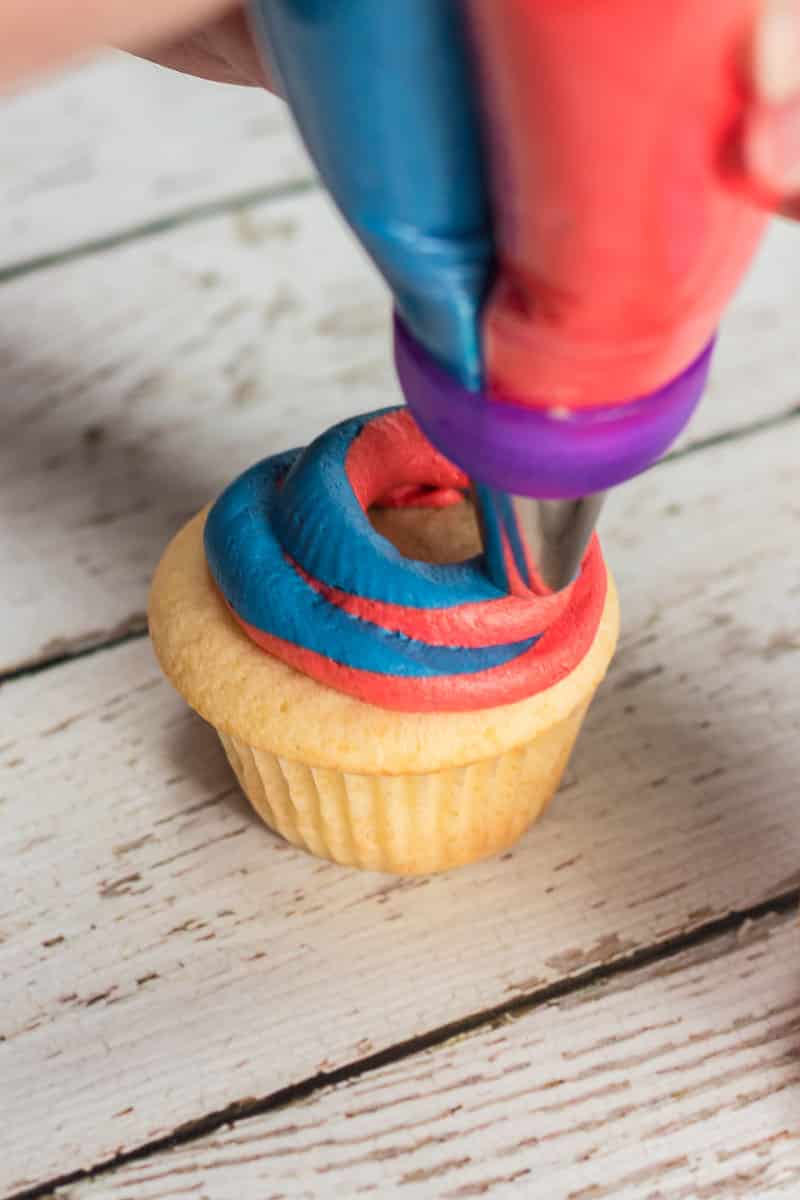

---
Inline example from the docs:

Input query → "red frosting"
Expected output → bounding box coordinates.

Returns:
[229,410,607,712]
[237,540,605,712]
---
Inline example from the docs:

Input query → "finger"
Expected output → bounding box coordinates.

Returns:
[135,9,270,88]
[753,0,800,104]
[740,0,800,212]
[744,97,800,196]
[0,0,234,90]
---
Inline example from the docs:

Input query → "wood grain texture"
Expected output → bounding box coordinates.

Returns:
[0,188,392,676]
[61,908,800,1200]
[2,419,799,1194]
[1,194,800,678]
[3,46,800,1200]
[0,52,310,271]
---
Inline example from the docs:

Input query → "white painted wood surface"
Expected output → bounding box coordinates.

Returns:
[3,420,799,1195]
[1,190,800,678]
[0,52,310,270]
[3,52,800,1200]
[0,188,391,676]
[61,908,800,1200]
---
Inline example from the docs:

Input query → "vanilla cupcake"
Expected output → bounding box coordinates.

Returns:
[149,409,618,874]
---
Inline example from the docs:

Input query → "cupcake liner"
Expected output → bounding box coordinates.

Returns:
[217,695,591,875]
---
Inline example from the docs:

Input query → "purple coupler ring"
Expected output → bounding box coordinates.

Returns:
[394,315,713,500]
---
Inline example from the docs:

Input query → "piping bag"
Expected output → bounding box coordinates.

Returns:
[249,0,771,593]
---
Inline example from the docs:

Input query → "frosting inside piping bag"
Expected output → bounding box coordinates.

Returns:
[204,410,606,713]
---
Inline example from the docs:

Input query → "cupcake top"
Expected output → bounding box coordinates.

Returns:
[204,409,606,713]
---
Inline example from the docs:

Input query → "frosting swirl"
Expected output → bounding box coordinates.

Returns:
[204,409,606,712]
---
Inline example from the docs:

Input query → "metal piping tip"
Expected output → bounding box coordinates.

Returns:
[472,485,605,595]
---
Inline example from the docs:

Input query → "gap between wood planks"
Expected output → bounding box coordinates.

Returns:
[0,177,317,289]
[3,151,800,1197]
[2,414,798,1195]
[8,891,800,1200]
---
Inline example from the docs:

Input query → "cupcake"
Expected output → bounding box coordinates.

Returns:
[149,409,618,874]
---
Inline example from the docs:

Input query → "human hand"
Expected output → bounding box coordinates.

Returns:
[125,5,269,88]
[0,0,268,91]
[742,0,800,216]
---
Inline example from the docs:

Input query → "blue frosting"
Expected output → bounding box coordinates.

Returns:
[204,411,539,678]
[251,0,494,390]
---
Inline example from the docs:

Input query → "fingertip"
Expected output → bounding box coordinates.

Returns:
[743,99,800,199]
[753,0,800,104]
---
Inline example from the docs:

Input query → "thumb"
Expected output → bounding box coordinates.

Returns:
[0,0,236,90]
[742,0,800,215]
[132,8,271,88]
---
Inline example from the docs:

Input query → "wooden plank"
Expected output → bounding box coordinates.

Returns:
[0,188,391,676]
[63,908,800,1200]
[703,216,800,447]
[0,52,310,270]
[2,418,799,1194]
[1,195,800,678]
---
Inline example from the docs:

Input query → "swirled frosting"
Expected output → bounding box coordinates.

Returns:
[204,409,606,713]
